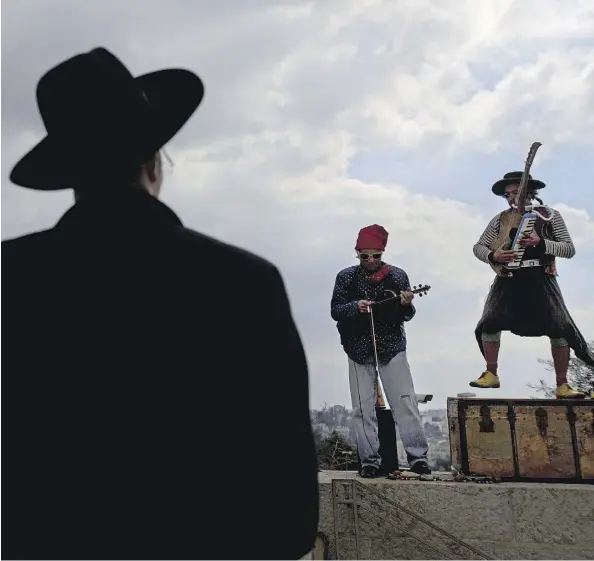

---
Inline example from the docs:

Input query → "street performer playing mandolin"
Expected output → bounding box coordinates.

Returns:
[472,170,594,398]
[330,224,430,478]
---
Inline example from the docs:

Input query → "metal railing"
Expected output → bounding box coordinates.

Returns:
[332,479,492,560]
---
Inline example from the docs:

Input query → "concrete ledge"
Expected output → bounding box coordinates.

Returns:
[318,471,594,560]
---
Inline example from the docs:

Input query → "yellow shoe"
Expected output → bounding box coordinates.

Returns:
[469,371,500,389]
[555,383,586,399]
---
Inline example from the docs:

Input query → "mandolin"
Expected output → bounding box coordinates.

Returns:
[371,284,431,407]
[371,284,432,306]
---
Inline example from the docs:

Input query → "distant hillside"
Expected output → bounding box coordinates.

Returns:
[311,404,451,471]
[310,404,356,446]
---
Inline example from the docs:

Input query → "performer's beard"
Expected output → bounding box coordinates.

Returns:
[357,249,384,272]
[361,260,382,272]
[508,192,535,209]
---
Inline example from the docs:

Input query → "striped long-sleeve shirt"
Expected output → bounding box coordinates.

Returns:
[473,208,576,265]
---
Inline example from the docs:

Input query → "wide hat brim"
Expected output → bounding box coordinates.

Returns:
[10,69,204,191]
[491,177,546,196]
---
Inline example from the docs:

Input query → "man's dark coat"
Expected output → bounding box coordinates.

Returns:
[2,187,319,560]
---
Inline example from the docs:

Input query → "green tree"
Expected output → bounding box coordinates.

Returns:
[529,341,594,397]
[317,430,359,471]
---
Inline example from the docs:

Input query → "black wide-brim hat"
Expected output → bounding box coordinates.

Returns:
[491,171,546,196]
[10,47,204,191]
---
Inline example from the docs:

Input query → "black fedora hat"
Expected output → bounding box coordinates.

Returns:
[491,171,546,196]
[10,47,204,191]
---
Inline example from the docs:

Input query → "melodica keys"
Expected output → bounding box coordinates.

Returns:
[506,211,538,270]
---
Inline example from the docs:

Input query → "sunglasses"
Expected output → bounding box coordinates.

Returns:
[161,148,174,175]
[358,252,383,261]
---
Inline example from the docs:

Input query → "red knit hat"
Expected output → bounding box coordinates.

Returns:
[355,224,389,251]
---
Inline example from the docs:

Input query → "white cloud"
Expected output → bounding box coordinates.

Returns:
[550,203,594,248]
[2,0,594,408]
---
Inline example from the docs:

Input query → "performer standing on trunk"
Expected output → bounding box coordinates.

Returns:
[330,224,430,478]
[472,171,594,398]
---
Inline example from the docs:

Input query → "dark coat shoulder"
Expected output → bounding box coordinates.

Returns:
[2,194,318,561]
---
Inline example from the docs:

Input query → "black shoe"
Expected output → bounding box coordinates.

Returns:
[410,461,431,475]
[359,465,380,478]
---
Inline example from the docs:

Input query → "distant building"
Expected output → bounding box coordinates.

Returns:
[311,405,451,469]
[334,426,351,441]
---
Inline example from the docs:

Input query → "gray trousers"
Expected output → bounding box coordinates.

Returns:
[348,352,429,468]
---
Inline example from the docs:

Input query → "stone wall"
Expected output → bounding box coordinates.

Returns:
[318,471,594,560]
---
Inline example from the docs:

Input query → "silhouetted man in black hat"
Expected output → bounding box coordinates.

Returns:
[2,47,318,561]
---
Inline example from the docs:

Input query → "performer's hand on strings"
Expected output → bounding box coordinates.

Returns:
[493,249,520,263]
[518,231,541,247]
[357,300,373,313]
[399,291,414,306]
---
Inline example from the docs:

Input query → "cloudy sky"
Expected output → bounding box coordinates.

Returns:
[2,0,593,410]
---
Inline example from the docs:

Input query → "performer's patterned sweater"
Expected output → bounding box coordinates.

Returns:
[331,265,415,365]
